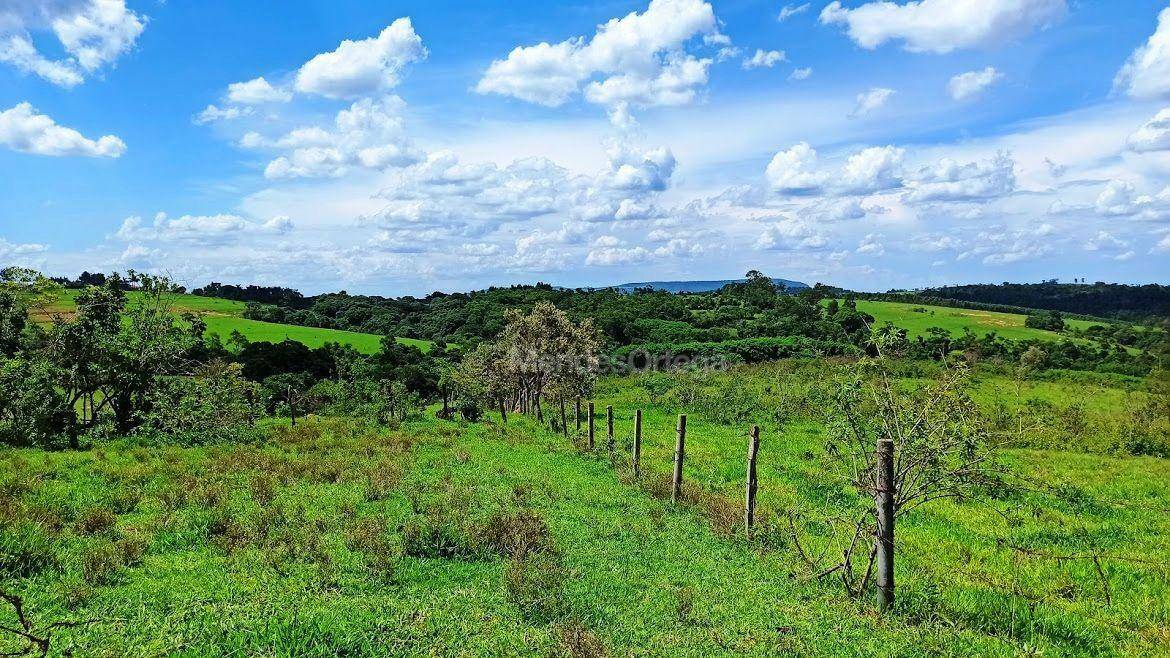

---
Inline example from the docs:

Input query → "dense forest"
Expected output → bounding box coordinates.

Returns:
[908,281,1170,322]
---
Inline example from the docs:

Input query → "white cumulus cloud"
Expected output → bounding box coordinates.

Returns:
[476,0,720,116]
[226,76,292,104]
[0,102,125,157]
[820,0,1065,54]
[295,18,427,99]
[0,0,146,86]
[1116,7,1170,100]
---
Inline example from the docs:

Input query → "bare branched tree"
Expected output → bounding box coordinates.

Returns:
[807,342,997,599]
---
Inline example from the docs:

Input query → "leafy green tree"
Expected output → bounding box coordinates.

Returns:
[0,291,28,357]
[0,357,71,448]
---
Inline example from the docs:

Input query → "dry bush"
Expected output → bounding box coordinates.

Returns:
[557,619,607,658]
[476,509,554,559]
[345,516,397,582]
[115,532,147,567]
[74,507,117,536]
[639,475,742,538]
[108,488,141,515]
[250,473,277,506]
[364,460,405,502]
[503,550,568,622]
[80,541,122,585]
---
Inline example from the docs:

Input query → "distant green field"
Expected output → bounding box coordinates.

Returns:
[844,300,1106,342]
[44,290,430,354]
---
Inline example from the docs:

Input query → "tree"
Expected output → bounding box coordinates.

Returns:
[1024,310,1065,332]
[456,302,602,423]
[47,272,199,441]
[0,290,28,357]
[802,347,995,603]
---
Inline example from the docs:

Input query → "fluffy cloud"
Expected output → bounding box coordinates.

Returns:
[742,49,785,69]
[250,95,422,179]
[1094,180,1170,221]
[227,76,292,104]
[0,237,48,261]
[0,34,83,86]
[849,87,894,118]
[0,0,145,86]
[0,102,125,157]
[757,220,828,251]
[1126,107,1170,152]
[960,224,1055,265]
[840,145,905,193]
[765,142,827,193]
[295,18,426,99]
[476,0,720,115]
[855,233,885,256]
[903,152,1016,203]
[766,142,903,195]
[115,211,293,245]
[820,0,1066,54]
[1115,8,1170,100]
[948,67,1003,101]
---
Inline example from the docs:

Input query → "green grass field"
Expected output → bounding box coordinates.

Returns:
[846,300,1105,342]
[1,364,1165,656]
[43,290,430,354]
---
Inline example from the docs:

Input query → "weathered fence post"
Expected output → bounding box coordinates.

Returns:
[633,409,643,477]
[671,414,687,504]
[606,405,614,453]
[875,438,895,613]
[288,386,297,427]
[499,397,507,424]
[744,425,760,536]
[587,402,595,450]
[559,397,568,438]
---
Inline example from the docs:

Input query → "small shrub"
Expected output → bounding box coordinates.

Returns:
[365,462,404,502]
[75,507,117,536]
[109,488,142,514]
[675,585,695,623]
[400,514,473,559]
[250,473,277,506]
[557,619,607,658]
[346,516,397,582]
[503,550,568,622]
[116,533,148,567]
[81,541,122,585]
[0,520,57,577]
[477,509,554,559]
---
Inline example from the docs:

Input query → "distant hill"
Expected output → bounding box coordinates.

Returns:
[613,278,810,294]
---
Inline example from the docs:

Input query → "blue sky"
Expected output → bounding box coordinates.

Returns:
[2,0,1169,295]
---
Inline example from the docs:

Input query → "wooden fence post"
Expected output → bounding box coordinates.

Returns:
[633,409,643,478]
[876,438,895,613]
[559,397,568,437]
[499,397,507,424]
[606,405,614,453]
[744,425,760,536]
[288,386,297,427]
[587,402,595,450]
[671,414,687,504]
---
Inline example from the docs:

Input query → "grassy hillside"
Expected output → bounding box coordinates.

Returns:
[1,364,1165,655]
[849,300,1105,341]
[43,290,429,354]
